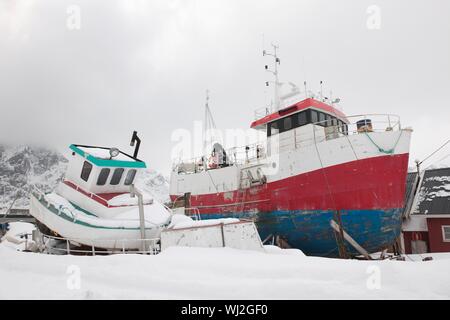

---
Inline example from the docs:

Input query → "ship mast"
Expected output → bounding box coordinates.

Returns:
[203,89,218,157]
[263,43,282,110]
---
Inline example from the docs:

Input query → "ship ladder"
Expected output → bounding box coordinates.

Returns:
[235,170,248,215]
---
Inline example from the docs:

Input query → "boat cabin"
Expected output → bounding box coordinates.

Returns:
[65,144,147,195]
[251,98,349,136]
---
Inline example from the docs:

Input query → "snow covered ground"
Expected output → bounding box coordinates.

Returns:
[0,222,449,300]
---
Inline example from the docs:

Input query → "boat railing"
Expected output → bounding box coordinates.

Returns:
[173,142,267,174]
[344,113,401,133]
[282,113,403,149]
[63,181,112,207]
[173,113,404,174]
[37,233,160,255]
[254,106,274,120]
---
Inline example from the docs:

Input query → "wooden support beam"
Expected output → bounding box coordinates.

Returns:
[330,220,372,260]
[334,211,348,259]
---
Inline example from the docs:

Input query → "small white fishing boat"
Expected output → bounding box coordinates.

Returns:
[29,132,264,253]
[29,132,172,250]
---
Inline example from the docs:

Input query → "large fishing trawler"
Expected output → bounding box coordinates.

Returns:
[170,45,413,257]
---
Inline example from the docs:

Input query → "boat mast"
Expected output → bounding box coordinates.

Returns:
[264,43,282,110]
[202,90,218,159]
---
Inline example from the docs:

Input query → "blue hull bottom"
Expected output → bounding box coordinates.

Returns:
[201,209,402,257]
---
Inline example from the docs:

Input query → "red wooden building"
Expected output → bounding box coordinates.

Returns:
[402,168,450,254]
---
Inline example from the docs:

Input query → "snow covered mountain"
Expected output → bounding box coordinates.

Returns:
[0,145,170,210]
[0,145,67,210]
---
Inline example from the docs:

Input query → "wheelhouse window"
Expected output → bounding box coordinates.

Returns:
[268,121,280,136]
[110,168,124,185]
[318,112,326,126]
[283,117,292,131]
[310,110,319,124]
[97,168,110,186]
[298,111,308,126]
[80,161,93,182]
[331,118,338,127]
[266,108,348,137]
[326,114,332,127]
[343,123,349,135]
[124,169,137,186]
[443,226,450,242]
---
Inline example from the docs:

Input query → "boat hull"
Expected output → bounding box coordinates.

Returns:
[171,128,412,257]
[171,152,410,257]
[193,208,402,257]
[30,194,165,250]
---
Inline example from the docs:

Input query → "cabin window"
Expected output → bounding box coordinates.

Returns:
[337,120,343,132]
[298,111,308,126]
[124,169,137,186]
[268,121,280,136]
[97,168,110,186]
[343,124,349,135]
[283,117,292,131]
[327,115,334,127]
[80,161,93,182]
[310,110,318,124]
[318,112,326,126]
[331,118,337,127]
[110,168,124,185]
[443,226,450,242]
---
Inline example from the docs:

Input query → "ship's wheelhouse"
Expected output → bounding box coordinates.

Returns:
[251,98,349,137]
[266,108,349,137]
[66,144,147,195]
[250,98,350,154]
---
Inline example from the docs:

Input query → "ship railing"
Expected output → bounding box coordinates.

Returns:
[63,181,114,208]
[36,233,160,255]
[345,113,401,132]
[173,113,403,173]
[173,142,267,174]
[254,106,274,120]
[277,113,403,149]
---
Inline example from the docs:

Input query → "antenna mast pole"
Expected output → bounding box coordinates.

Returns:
[203,89,210,157]
[264,43,281,110]
[273,44,280,110]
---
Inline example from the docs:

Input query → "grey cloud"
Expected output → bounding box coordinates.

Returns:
[1,0,449,175]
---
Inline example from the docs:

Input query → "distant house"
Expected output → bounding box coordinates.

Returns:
[402,168,450,254]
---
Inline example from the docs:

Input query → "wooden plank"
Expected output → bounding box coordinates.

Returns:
[0,215,36,224]
[330,220,372,260]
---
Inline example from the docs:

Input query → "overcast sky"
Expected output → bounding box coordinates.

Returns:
[1,0,449,175]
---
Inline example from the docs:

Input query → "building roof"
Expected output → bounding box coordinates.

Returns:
[411,167,450,215]
[402,171,418,214]
[250,98,348,129]
[70,144,146,169]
